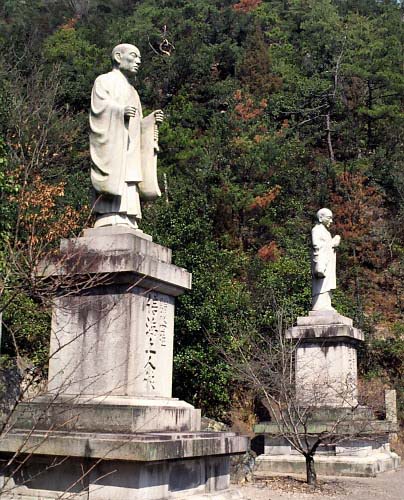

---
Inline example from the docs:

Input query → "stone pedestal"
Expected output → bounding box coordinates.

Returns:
[288,311,363,408]
[254,310,400,478]
[0,228,248,499]
[47,226,189,400]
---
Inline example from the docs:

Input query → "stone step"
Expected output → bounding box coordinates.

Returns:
[254,418,398,436]
[0,428,248,462]
[254,452,401,478]
[4,396,202,434]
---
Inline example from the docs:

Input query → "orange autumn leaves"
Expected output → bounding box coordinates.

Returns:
[233,89,267,122]
[232,88,282,262]
[233,0,262,13]
[331,172,401,324]
[10,174,84,247]
[331,172,386,268]
[257,241,282,262]
[250,185,281,210]
[250,186,282,262]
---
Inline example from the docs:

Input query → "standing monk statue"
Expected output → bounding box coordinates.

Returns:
[311,208,341,311]
[90,43,164,229]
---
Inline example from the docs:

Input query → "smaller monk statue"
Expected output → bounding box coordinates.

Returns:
[311,208,341,311]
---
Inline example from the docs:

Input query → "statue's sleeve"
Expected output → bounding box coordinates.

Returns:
[90,75,126,196]
[312,226,328,276]
[138,113,161,201]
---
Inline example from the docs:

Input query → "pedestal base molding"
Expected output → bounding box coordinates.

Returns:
[255,452,401,478]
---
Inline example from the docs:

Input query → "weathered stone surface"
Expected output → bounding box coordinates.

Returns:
[0,430,248,462]
[254,429,401,478]
[201,416,229,432]
[262,433,394,456]
[48,286,176,398]
[0,452,245,499]
[254,419,398,437]
[83,225,154,241]
[8,396,201,433]
[41,235,191,295]
[288,406,375,422]
[385,389,398,423]
[45,232,191,399]
[295,340,359,407]
[296,310,353,326]
[231,450,256,484]
[67,229,167,258]
[0,431,248,498]
[254,452,401,478]
[287,323,364,341]
[286,320,364,407]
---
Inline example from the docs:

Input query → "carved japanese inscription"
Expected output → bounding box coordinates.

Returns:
[143,292,169,391]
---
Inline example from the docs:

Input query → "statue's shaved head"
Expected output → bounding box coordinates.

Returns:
[111,44,140,66]
[316,208,333,222]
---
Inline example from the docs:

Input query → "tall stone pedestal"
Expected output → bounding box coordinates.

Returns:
[254,311,400,478]
[290,311,363,408]
[0,228,248,499]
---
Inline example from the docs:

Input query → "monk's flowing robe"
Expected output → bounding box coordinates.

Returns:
[311,223,337,297]
[90,69,160,219]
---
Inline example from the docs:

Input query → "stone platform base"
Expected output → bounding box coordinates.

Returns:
[0,430,248,499]
[10,395,201,434]
[254,452,401,478]
[0,490,243,500]
[0,455,244,499]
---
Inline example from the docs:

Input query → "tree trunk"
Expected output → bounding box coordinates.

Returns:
[305,454,317,485]
[325,112,335,163]
[367,81,373,149]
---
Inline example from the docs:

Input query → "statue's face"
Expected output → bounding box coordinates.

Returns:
[321,214,333,228]
[116,46,141,74]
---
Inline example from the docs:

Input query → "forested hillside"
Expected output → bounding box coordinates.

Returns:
[0,0,403,422]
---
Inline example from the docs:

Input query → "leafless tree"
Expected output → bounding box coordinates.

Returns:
[224,311,392,485]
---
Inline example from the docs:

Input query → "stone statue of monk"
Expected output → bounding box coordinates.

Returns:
[90,43,164,229]
[311,208,341,311]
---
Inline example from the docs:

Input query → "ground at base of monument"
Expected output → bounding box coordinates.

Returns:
[234,467,404,500]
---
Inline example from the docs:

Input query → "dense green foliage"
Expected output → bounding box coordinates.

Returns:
[0,0,402,420]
